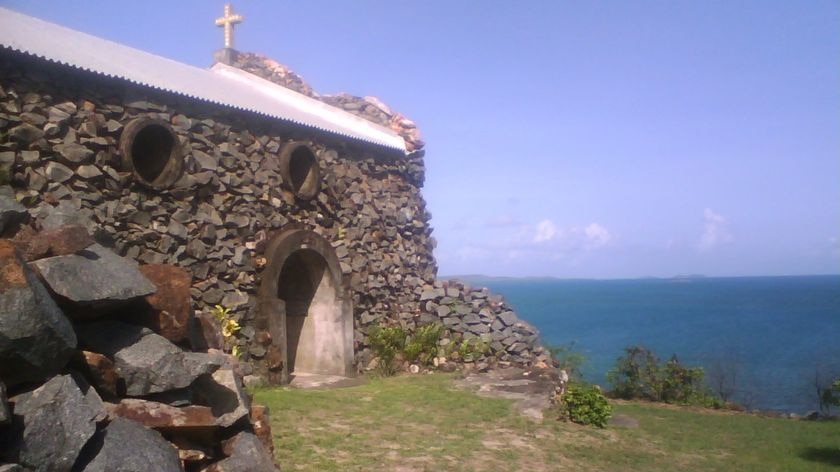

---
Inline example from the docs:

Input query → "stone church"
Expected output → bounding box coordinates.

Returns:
[0,4,547,387]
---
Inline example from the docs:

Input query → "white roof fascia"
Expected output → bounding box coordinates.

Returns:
[0,7,406,153]
[210,63,406,151]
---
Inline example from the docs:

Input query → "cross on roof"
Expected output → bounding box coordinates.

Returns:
[215,3,243,49]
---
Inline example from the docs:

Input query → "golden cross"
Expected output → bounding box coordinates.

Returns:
[215,3,243,49]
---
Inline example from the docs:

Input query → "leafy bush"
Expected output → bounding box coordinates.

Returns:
[607,345,663,401]
[368,325,406,376]
[457,337,489,361]
[404,323,443,366]
[608,345,719,407]
[660,355,707,404]
[821,379,840,410]
[561,383,612,428]
[548,341,587,379]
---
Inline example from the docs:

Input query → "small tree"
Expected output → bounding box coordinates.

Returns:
[813,366,840,415]
[607,345,662,401]
[820,378,840,412]
[705,350,742,404]
[660,355,706,404]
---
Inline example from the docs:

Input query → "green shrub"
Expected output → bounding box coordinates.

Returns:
[457,337,489,361]
[608,345,720,407]
[548,341,587,379]
[607,345,663,401]
[660,355,707,404]
[820,379,840,409]
[561,383,612,428]
[404,323,443,366]
[368,325,406,376]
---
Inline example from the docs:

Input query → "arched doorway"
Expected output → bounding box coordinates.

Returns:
[258,229,354,384]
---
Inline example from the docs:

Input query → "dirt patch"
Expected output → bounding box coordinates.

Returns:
[453,367,560,421]
[609,414,640,428]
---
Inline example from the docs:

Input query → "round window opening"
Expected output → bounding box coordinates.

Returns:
[279,142,320,200]
[119,118,183,189]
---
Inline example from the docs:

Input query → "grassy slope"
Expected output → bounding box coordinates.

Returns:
[253,374,840,472]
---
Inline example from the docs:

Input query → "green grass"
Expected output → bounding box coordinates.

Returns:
[253,374,840,472]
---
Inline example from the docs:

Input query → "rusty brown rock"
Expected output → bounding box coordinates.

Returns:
[170,436,214,464]
[107,398,217,433]
[189,311,224,351]
[74,350,119,397]
[21,224,95,261]
[137,264,192,343]
[250,404,274,456]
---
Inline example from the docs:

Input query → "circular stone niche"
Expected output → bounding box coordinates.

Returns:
[279,142,320,200]
[119,117,183,189]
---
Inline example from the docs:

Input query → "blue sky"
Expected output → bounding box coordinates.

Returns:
[3,1,838,278]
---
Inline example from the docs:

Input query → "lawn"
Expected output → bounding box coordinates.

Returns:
[252,373,840,472]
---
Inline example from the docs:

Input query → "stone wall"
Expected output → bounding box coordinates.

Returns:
[0,48,549,379]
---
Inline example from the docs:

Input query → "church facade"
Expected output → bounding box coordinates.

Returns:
[0,6,547,384]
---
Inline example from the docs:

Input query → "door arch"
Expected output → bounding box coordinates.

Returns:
[258,229,354,384]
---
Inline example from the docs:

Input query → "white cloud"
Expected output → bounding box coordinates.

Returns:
[698,208,734,251]
[533,219,612,248]
[584,223,611,248]
[534,219,558,243]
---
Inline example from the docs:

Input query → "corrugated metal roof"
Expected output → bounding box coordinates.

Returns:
[0,7,406,153]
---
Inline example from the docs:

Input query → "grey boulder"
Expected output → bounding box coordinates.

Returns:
[203,432,278,472]
[0,241,76,386]
[75,321,222,396]
[3,373,104,472]
[30,243,156,312]
[194,368,250,427]
[79,418,182,472]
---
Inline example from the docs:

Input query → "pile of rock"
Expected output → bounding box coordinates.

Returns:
[0,212,278,472]
[358,279,551,372]
[228,50,425,153]
[320,94,425,153]
[228,52,316,99]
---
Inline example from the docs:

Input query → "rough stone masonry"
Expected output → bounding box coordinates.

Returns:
[0,39,549,384]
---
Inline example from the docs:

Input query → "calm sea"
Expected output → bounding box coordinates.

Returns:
[474,275,840,413]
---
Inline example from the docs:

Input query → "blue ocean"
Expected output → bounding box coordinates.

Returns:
[475,275,840,413]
